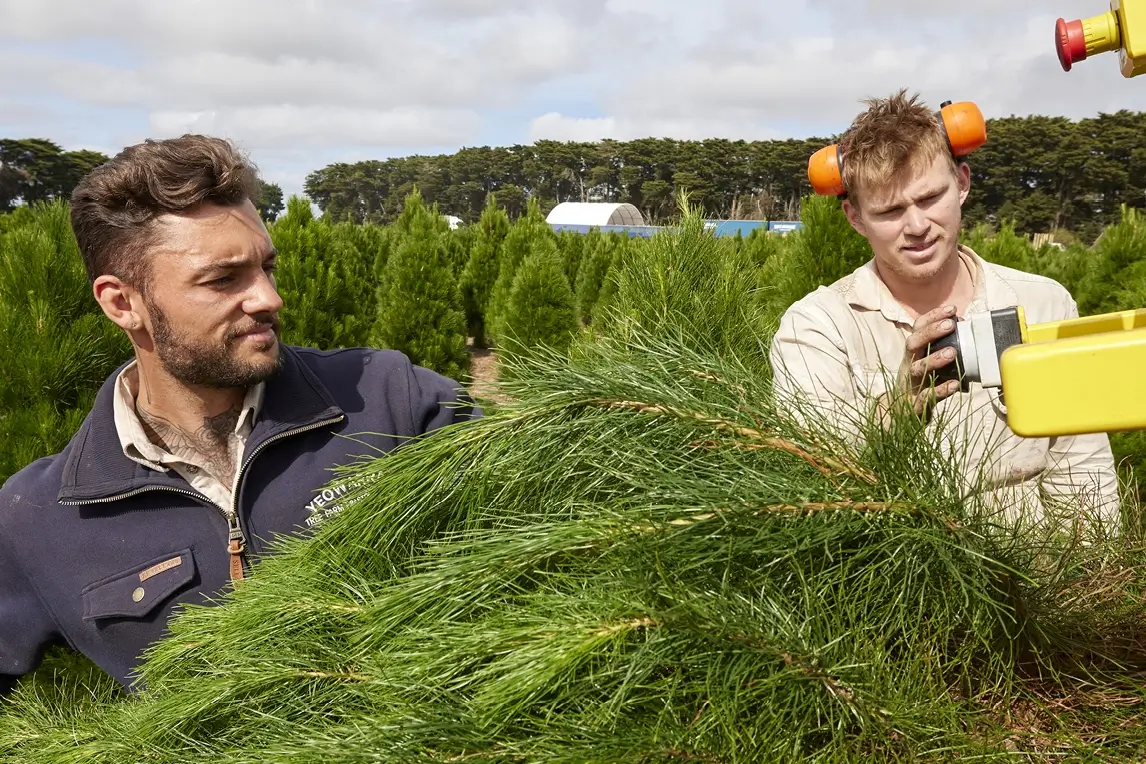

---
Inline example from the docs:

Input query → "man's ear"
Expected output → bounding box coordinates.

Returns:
[956,162,971,205]
[842,198,867,238]
[93,275,143,333]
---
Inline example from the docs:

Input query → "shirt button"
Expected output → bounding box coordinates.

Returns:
[132,587,145,602]
[187,465,198,474]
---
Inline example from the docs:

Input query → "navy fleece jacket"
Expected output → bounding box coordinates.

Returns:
[0,344,479,693]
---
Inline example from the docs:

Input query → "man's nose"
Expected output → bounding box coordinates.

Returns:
[246,270,284,315]
[903,205,929,235]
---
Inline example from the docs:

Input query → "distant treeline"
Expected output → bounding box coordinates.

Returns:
[301,110,1146,244]
[4,109,1145,243]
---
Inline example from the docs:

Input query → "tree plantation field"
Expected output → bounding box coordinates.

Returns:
[5,189,1146,489]
[1,191,1146,762]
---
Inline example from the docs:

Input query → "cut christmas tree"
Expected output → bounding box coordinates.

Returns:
[1,207,1144,763]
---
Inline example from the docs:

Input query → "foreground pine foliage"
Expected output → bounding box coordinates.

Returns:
[2,211,1146,763]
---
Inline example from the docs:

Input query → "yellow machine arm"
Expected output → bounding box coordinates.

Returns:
[935,4,1146,439]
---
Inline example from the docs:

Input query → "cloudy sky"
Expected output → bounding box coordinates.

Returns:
[2,0,1143,201]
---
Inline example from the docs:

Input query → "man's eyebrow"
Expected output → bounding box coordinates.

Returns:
[192,248,278,278]
[869,188,944,214]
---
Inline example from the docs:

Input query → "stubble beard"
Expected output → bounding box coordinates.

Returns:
[146,296,284,390]
[896,231,951,280]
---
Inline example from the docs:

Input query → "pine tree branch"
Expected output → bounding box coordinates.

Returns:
[295,669,373,682]
[659,501,916,529]
[589,397,878,484]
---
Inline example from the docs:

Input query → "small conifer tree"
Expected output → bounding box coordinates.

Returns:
[590,263,620,331]
[333,219,394,286]
[498,236,579,371]
[1077,204,1146,316]
[371,191,470,383]
[0,200,130,483]
[443,225,473,278]
[392,187,446,237]
[459,195,510,347]
[757,194,871,326]
[557,229,585,289]
[574,230,619,324]
[587,234,633,331]
[485,196,555,342]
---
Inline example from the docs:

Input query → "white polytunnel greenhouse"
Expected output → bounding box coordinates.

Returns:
[545,202,646,227]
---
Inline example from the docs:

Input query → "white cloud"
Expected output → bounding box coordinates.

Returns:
[0,51,151,107]
[0,0,1142,202]
[568,3,1146,142]
[149,105,482,149]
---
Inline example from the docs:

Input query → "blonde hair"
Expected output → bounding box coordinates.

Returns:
[840,88,956,204]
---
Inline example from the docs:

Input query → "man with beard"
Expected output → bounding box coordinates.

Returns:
[0,135,478,694]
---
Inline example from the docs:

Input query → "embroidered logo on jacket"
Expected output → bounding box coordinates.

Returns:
[304,478,369,528]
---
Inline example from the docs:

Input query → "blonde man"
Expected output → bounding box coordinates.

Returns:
[769,89,1120,532]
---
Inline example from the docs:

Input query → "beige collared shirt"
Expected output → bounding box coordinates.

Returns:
[769,245,1121,532]
[113,359,265,516]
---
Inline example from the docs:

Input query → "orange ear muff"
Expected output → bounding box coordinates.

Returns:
[937,100,987,158]
[808,143,845,197]
[808,99,987,197]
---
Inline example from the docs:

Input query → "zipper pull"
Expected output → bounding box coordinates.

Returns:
[227,515,246,582]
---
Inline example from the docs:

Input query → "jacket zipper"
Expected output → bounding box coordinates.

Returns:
[60,414,345,583]
[224,415,345,580]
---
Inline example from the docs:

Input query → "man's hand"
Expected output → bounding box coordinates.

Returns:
[897,304,961,418]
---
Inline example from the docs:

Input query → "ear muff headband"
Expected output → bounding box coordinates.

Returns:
[807,100,987,198]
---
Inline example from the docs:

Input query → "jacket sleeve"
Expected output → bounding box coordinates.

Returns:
[405,361,482,436]
[0,495,60,694]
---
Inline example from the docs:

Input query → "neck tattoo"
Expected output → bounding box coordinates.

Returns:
[136,403,243,485]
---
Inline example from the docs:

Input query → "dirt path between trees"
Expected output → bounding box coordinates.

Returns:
[466,340,509,405]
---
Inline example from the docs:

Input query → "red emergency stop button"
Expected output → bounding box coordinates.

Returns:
[1056,17,1088,70]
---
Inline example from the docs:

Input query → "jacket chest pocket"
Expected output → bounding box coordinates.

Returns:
[81,548,197,623]
[854,364,897,399]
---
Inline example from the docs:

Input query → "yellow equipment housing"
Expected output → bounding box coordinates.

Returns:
[1035,8,1146,437]
[1000,307,1146,437]
[1057,0,1146,78]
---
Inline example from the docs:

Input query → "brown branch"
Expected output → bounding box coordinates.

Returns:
[296,669,373,682]
[657,501,917,530]
[593,398,877,484]
[594,616,657,636]
[656,749,726,762]
[688,369,749,399]
[765,500,909,514]
[691,437,877,486]
[732,633,867,713]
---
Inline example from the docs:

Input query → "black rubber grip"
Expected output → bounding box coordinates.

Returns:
[925,322,968,392]
[990,307,1023,364]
